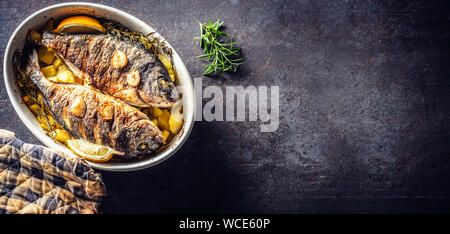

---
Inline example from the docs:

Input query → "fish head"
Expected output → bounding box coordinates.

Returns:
[118,120,164,158]
[136,66,180,108]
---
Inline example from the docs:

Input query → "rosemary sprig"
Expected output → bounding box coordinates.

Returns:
[15,62,57,136]
[195,19,243,75]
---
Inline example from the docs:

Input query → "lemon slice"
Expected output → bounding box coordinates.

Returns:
[66,139,123,162]
[54,16,105,34]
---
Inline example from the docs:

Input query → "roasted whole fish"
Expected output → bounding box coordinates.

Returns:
[26,49,165,159]
[40,31,178,108]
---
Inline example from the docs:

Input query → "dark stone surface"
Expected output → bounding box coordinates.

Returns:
[1,0,450,213]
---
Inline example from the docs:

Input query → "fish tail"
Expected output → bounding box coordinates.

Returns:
[26,49,54,96]
[39,31,53,48]
[25,49,40,74]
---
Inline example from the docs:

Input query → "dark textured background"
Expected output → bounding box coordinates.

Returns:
[1,0,450,213]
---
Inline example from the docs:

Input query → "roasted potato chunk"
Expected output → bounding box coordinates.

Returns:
[41,65,56,77]
[30,30,42,43]
[152,107,164,118]
[57,71,75,83]
[169,112,183,134]
[157,110,170,130]
[162,129,170,142]
[37,48,55,64]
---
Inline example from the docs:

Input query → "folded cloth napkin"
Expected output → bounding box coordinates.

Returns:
[0,129,106,214]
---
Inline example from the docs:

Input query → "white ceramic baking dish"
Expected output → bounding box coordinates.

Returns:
[3,2,195,171]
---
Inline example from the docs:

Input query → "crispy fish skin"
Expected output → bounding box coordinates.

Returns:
[26,49,164,159]
[40,31,178,108]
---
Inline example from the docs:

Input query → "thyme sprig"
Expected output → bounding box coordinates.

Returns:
[195,19,243,75]
[103,21,173,65]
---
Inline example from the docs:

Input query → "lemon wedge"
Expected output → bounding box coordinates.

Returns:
[54,16,105,34]
[66,139,123,162]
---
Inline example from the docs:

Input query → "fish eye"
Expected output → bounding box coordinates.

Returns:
[137,142,148,152]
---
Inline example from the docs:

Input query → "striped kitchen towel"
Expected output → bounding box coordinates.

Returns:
[0,129,106,214]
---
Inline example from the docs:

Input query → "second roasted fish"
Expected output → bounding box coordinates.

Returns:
[26,49,165,159]
[40,31,179,108]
